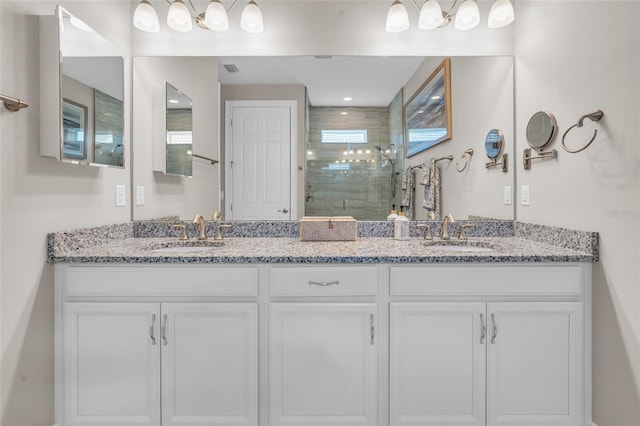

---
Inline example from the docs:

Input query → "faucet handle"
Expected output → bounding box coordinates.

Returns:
[458,224,475,240]
[212,211,222,221]
[172,224,189,241]
[416,224,432,240]
[214,224,232,241]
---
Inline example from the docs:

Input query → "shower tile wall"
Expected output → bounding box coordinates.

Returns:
[306,106,397,220]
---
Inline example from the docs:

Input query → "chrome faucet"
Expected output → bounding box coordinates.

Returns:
[440,214,455,240]
[193,214,207,240]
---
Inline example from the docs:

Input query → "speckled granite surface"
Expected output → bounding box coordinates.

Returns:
[47,220,597,264]
[515,222,599,261]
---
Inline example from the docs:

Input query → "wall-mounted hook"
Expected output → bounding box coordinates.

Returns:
[561,109,604,153]
[455,148,474,172]
[0,94,29,112]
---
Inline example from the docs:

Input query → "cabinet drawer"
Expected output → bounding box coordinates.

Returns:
[270,266,378,296]
[390,265,584,297]
[62,265,258,297]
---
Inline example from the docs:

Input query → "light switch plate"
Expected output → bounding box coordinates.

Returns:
[521,185,530,206]
[115,185,126,207]
[136,186,145,206]
[503,186,512,205]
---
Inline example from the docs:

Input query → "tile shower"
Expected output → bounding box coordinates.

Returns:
[305,92,404,220]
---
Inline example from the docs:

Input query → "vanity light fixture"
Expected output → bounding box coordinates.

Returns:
[133,0,264,33]
[385,0,514,33]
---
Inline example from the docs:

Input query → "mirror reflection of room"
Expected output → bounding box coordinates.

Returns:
[165,83,193,177]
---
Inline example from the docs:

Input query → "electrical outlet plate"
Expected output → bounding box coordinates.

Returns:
[503,186,512,205]
[521,185,530,206]
[115,185,126,207]
[136,186,145,206]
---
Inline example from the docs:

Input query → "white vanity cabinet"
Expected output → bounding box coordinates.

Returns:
[268,266,380,426]
[389,265,590,426]
[56,265,259,426]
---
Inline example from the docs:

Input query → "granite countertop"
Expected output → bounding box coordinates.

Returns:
[49,236,596,264]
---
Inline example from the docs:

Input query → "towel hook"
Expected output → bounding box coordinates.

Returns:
[561,109,604,154]
[455,149,474,172]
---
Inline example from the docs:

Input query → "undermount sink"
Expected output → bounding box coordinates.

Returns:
[146,240,224,253]
[421,240,500,253]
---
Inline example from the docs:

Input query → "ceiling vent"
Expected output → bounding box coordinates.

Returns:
[223,64,240,73]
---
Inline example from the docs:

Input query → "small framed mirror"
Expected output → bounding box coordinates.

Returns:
[523,111,558,169]
[526,111,557,151]
[165,83,193,177]
[484,129,508,172]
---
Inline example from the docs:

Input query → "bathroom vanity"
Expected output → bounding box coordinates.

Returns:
[49,222,596,426]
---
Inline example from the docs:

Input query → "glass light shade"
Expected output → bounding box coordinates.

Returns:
[385,0,410,33]
[418,0,444,30]
[133,0,160,32]
[240,1,264,33]
[455,0,480,30]
[488,0,515,28]
[167,0,193,32]
[204,0,229,31]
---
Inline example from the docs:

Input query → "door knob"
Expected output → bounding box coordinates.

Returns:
[278,208,289,213]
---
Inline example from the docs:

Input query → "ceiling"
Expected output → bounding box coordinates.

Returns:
[217,56,425,107]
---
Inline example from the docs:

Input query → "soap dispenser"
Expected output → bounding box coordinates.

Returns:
[394,207,410,240]
[387,204,398,221]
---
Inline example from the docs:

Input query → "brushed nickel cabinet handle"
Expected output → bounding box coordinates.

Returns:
[150,314,157,345]
[370,314,375,345]
[491,313,497,344]
[161,314,168,346]
[308,280,340,286]
[480,313,486,344]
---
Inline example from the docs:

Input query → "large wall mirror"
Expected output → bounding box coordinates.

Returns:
[40,6,125,167]
[131,55,514,221]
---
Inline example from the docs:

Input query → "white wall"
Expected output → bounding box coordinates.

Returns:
[132,57,219,220]
[403,56,515,220]
[0,1,131,424]
[515,2,640,425]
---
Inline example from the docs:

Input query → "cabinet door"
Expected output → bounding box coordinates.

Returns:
[161,303,258,426]
[63,303,161,426]
[390,302,486,426]
[270,303,377,426]
[487,302,583,426]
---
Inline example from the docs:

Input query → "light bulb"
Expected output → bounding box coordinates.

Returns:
[204,0,229,31]
[418,0,444,30]
[385,0,409,33]
[455,0,480,30]
[133,0,160,32]
[488,0,515,28]
[167,0,192,32]
[240,1,264,33]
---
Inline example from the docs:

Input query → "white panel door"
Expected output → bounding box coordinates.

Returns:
[161,303,258,426]
[487,302,583,426]
[390,302,486,426]
[63,303,161,426]
[229,105,292,219]
[270,303,377,426]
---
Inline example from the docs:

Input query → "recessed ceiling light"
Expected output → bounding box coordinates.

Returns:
[169,99,179,104]
[341,112,348,115]
[343,97,352,102]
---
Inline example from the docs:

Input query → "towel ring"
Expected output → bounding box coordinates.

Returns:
[456,149,474,172]
[561,109,604,154]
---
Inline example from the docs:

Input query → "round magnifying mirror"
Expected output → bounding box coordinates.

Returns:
[485,129,504,159]
[526,111,557,150]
